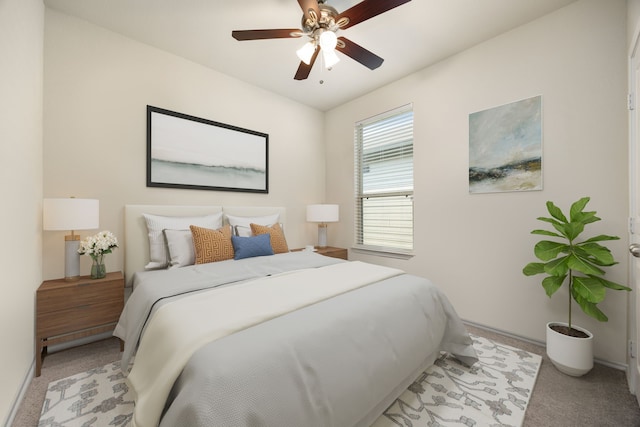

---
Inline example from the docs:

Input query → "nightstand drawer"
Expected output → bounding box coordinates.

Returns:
[37,299,122,338]
[37,279,122,314]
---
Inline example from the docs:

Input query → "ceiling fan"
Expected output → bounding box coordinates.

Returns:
[231,0,412,81]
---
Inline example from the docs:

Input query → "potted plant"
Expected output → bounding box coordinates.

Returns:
[523,197,631,376]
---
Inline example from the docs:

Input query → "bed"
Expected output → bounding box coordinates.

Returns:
[115,205,478,427]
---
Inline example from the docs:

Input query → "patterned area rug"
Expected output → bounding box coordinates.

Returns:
[373,335,541,427]
[38,334,541,427]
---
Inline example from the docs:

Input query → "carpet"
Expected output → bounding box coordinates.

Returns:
[38,334,541,427]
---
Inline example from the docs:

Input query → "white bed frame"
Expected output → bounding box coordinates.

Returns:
[124,205,286,287]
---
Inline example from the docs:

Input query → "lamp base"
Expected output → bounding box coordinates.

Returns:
[64,235,81,281]
[317,223,328,248]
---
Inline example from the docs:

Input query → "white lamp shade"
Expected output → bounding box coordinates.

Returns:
[43,198,99,231]
[307,204,339,223]
[319,30,337,51]
[322,48,340,68]
[296,41,316,65]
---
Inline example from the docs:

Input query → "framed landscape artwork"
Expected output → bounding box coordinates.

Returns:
[147,106,269,193]
[469,95,542,194]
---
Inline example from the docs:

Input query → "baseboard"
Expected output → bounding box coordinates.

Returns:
[47,330,114,353]
[4,358,35,427]
[463,319,628,372]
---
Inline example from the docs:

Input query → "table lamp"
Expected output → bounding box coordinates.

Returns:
[306,204,339,248]
[43,198,99,281]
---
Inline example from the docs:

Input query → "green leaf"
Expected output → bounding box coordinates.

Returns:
[572,276,606,303]
[581,234,620,243]
[546,201,568,223]
[575,243,615,265]
[573,292,608,322]
[550,221,571,239]
[573,211,600,225]
[523,262,545,276]
[569,197,590,221]
[537,216,561,224]
[564,221,585,241]
[542,275,566,297]
[566,253,605,276]
[544,256,570,276]
[531,229,564,238]
[534,241,569,261]
[594,276,632,292]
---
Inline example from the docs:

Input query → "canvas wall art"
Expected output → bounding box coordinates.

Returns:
[469,95,542,194]
[147,106,268,193]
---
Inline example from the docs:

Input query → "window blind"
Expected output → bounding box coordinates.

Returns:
[354,105,414,253]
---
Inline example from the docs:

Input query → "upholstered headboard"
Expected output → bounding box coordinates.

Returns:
[123,204,286,287]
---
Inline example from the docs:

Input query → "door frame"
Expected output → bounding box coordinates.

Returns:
[628,19,640,401]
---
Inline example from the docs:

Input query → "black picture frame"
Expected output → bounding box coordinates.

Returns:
[147,105,269,193]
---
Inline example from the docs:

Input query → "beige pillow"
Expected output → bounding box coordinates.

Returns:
[190,224,234,264]
[250,223,289,254]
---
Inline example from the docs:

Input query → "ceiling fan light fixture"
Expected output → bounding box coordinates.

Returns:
[319,30,338,51]
[296,41,316,65]
[322,47,340,69]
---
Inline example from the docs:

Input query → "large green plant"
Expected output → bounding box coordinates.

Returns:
[523,197,631,331]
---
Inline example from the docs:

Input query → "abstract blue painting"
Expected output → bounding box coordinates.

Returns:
[469,95,542,194]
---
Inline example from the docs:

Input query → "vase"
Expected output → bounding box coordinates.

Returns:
[91,256,106,279]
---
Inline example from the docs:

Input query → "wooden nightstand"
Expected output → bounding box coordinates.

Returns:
[35,271,124,377]
[293,246,348,260]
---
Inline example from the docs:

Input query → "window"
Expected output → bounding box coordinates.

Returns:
[354,105,414,255]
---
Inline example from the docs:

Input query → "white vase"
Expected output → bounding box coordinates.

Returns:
[546,321,593,377]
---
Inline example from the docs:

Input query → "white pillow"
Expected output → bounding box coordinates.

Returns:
[226,213,280,237]
[163,229,195,269]
[143,212,223,269]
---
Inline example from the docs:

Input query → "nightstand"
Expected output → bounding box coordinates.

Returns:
[35,271,124,377]
[293,246,348,260]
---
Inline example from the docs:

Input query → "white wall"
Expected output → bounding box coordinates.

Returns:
[0,0,44,424]
[43,9,326,281]
[326,0,629,365]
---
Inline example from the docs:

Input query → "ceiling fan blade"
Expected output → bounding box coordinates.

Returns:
[294,47,320,80]
[232,29,302,41]
[336,37,383,70]
[336,0,411,30]
[297,0,320,26]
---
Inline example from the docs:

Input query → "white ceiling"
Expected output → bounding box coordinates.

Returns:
[43,0,577,111]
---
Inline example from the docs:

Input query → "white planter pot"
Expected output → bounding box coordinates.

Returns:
[546,322,593,377]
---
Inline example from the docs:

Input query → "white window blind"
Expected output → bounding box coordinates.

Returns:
[354,105,414,254]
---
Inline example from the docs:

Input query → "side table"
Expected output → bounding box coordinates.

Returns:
[35,271,124,376]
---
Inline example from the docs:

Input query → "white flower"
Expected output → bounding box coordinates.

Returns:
[78,230,118,260]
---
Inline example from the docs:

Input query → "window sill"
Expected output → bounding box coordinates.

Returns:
[350,246,415,260]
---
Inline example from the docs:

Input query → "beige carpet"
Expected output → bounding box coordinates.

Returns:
[12,338,122,427]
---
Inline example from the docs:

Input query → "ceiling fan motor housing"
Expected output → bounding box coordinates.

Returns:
[301,3,345,34]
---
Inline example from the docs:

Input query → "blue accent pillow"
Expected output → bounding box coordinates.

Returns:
[231,234,274,260]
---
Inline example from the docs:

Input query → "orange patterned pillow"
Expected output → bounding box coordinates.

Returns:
[190,224,234,264]
[250,223,289,254]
